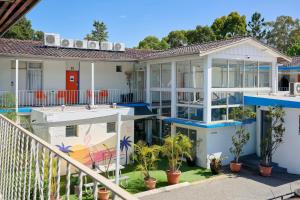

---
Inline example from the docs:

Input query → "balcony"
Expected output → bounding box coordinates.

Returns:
[0,114,138,200]
[0,89,145,109]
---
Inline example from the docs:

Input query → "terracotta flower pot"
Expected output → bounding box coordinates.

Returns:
[144,177,157,190]
[230,162,242,173]
[98,188,110,200]
[166,170,181,185]
[259,165,272,177]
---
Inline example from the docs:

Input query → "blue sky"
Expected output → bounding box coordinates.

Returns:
[27,0,300,47]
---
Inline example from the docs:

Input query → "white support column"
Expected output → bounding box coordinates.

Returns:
[115,113,121,186]
[91,62,95,106]
[171,61,176,118]
[271,61,278,94]
[15,59,19,113]
[203,56,212,123]
[146,63,151,104]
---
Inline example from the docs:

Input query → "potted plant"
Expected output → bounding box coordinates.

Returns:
[208,154,225,175]
[161,133,192,185]
[228,107,255,173]
[133,140,161,190]
[260,107,285,176]
[98,144,114,200]
[186,139,201,167]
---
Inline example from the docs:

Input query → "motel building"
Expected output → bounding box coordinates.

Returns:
[2,35,300,174]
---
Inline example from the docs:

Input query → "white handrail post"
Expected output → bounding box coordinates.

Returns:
[91,62,95,106]
[115,113,121,186]
[15,59,19,113]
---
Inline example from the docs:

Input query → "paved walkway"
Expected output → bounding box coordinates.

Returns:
[140,168,300,200]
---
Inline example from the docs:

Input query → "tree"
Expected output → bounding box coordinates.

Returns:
[266,16,300,52]
[164,30,188,48]
[137,36,169,50]
[287,37,300,56]
[33,30,44,41]
[211,12,247,39]
[186,25,216,44]
[247,12,267,40]
[85,20,108,42]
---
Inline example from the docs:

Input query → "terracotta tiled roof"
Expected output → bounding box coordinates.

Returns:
[0,37,290,62]
[291,56,300,66]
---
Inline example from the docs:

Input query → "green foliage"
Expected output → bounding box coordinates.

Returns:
[161,133,192,172]
[211,12,247,39]
[186,26,216,44]
[3,17,43,41]
[287,36,300,56]
[163,30,188,48]
[137,36,169,50]
[133,140,161,179]
[261,107,285,166]
[229,107,256,121]
[85,20,108,42]
[247,12,267,40]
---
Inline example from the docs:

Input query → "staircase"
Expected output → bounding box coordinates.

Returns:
[240,154,288,173]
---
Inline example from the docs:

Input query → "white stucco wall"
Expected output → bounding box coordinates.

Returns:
[0,58,12,91]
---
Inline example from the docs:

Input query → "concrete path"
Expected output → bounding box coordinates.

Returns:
[140,168,300,200]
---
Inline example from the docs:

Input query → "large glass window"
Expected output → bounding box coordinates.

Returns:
[176,61,190,88]
[177,106,189,119]
[150,64,160,87]
[211,108,227,121]
[151,91,160,106]
[212,59,228,88]
[259,62,271,87]
[161,63,171,88]
[176,60,204,88]
[190,60,204,89]
[229,60,243,88]
[211,92,227,106]
[245,61,258,88]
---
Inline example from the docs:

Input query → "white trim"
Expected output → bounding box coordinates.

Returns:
[15,59,19,113]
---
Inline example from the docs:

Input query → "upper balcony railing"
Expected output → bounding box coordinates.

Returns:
[0,89,145,108]
[0,114,139,200]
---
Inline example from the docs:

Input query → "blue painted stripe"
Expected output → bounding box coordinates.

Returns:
[279,66,300,71]
[162,117,255,129]
[244,96,300,108]
[0,107,32,113]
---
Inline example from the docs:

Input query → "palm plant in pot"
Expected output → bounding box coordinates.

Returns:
[161,133,192,185]
[133,140,161,190]
[260,107,285,177]
[229,107,255,173]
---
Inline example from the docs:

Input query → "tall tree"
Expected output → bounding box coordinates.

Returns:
[247,12,267,40]
[211,12,247,39]
[85,20,108,42]
[164,30,188,48]
[137,36,169,50]
[287,36,300,56]
[266,16,300,52]
[186,25,216,44]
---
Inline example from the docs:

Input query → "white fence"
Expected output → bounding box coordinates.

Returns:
[0,89,145,108]
[0,114,138,200]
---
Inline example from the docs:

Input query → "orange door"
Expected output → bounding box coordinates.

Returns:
[66,71,79,104]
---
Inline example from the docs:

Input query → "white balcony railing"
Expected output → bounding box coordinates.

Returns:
[0,114,138,200]
[0,89,146,108]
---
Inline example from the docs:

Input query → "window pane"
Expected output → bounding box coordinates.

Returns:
[177,92,190,104]
[176,61,190,88]
[259,62,271,87]
[107,122,116,133]
[190,60,204,89]
[161,107,171,117]
[66,125,77,137]
[161,63,171,88]
[245,61,258,87]
[161,92,171,106]
[189,107,203,121]
[212,59,228,88]
[211,108,227,121]
[151,91,160,106]
[150,64,160,87]
[177,106,189,119]
[228,92,243,105]
[229,60,243,88]
[211,92,227,106]
[27,63,43,90]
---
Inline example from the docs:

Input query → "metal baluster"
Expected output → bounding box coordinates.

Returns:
[33,142,39,200]
[47,151,53,200]
[27,139,34,200]
[93,180,98,200]
[22,135,30,200]
[78,171,83,200]
[39,146,46,199]
[66,163,71,200]
[3,121,9,198]
[17,131,25,199]
[56,157,61,200]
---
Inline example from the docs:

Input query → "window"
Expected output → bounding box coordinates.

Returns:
[27,62,43,90]
[259,62,271,87]
[66,125,78,137]
[245,61,258,88]
[161,63,171,88]
[212,59,228,88]
[176,60,203,89]
[150,64,160,87]
[107,122,116,133]
[229,60,244,88]
[116,65,122,72]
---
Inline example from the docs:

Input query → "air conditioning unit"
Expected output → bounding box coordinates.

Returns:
[290,82,300,96]
[100,41,113,51]
[74,40,88,49]
[44,33,60,47]
[60,39,74,48]
[113,42,125,51]
[87,41,99,50]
